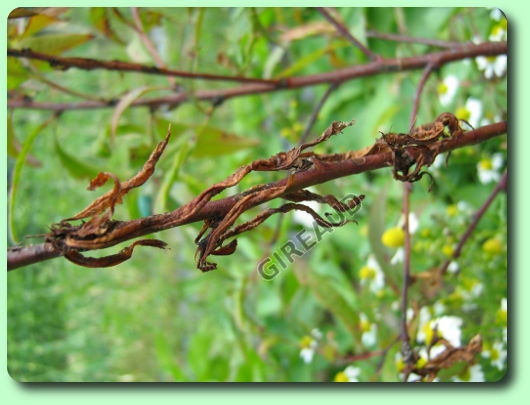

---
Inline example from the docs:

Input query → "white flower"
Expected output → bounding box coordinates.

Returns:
[293,199,321,228]
[299,335,318,363]
[482,341,507,370]
[490,8,503,21]
[447,261,459,274]
[360,255,385,293]
[431,154,445,169]
[390,248,404,265]
[476,55,507,79]
[453,364,485,382]
[360,313,378,347]
[300,347,315,363]
[398,212,419,234]
[311,328,323,340]
[437,75,459,106]
[343,366,361,382]
[418,315,462,347]
[435,316,463,347]
[477,153,503,184]
[464,98,483,128]
[501,297,507,311]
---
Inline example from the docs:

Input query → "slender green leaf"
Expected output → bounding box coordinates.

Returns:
[9,116,55,243]
[18,33,94,55]
[154,137,193,213]
[192,125,260,157]
[110,86,168,141]
[54,134,100,179]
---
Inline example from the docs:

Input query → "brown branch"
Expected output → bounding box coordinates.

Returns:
[366,30,465,49]
[7,48,280,85]
[7,41,507,111]
[315,7,380,61]
[399,62,439,375]
[438,170,508,275]
[7,121,506,271]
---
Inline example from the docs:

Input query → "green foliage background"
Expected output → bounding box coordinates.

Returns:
[7,7,507,382]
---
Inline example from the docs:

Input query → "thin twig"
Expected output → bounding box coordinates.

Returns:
[315,7,380,61]
[400,61,439,378]
[438,170,508,275]
[366,30,466,49]
[130,7,177,88]
[299,82,340,144]
[7,122,506,270]
[7,48,280,85]
[408,62,439,132]
[8,41,506,111]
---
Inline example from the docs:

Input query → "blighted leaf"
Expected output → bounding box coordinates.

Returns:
[192,126,260,158]
[110,86,168,141]
[18,33,94,55]
[54,134,100,179]
[64,238,167,268]
[65,128,171,221]
[9,8,39,19]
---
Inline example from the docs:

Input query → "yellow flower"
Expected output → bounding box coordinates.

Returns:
[395,357,405,372]
[437,82,448,95]
[456,106,471,122]
[280,128,292,138]
[420,320,434,346]
[479,158,493,170]
[382,227,405,247]
[442,244,454,257]
[299,335,314,349]
[359,319,372,333]
[496,308,507,326]
[416,357,427,368]
[359,266,376,280]
[334,371,348,382]
[446,204,458,217]
[482,238,503,255]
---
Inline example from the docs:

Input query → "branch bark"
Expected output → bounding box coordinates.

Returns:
[7,121,507,271]
[8,41,506,111]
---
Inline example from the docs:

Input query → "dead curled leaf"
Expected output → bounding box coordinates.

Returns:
[64,127,171,221]
[188,120,361,272]
[64,238,167,268]
[406,335,483,382]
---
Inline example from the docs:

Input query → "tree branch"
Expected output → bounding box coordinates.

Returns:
[366,30,465,49]
[8,41,506,111]
[7,48,280,85]
[7,121,506,271]
[315,7,381,61]
[438,170,508,275]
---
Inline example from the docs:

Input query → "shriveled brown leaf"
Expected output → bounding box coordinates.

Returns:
[64,238,167,268]
[65,128,171,221]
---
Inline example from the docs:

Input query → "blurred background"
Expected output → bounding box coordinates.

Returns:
[7,7,507,382]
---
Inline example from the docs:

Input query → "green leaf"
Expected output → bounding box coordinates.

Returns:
[7,58,29,90]
[274,41,347,78]
[9,116,55,243]
[21,15,58,38]
[153,333,185,381]
[306,270,361,344]
[54,134,100,179]
[7,114,42,167]
[154,137,193,213]
[18,33,94,55]
[110,86,168,141]
[368,187,401,287]
[192,125,260,158]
